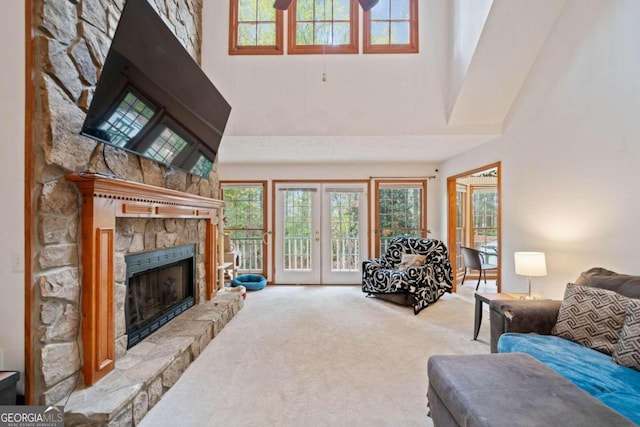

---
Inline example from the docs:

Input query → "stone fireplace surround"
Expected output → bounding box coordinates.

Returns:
[28,2,244,422]
[59,174,243,426]
[31,0,215,408]
[64,293,243,426]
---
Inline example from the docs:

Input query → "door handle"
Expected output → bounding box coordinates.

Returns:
[262,231,271,245]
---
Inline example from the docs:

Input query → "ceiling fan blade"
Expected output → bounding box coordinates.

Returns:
[359,0,380,12]
[273,0,293,10]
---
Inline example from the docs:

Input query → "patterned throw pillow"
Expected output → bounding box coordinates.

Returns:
[551,283,629,355]
[612,298,640,370]
[397,253,426,271]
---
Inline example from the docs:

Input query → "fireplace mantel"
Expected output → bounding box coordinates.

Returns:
[66,173,225,385]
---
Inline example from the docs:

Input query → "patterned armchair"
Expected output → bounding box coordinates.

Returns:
[362,237,453,314]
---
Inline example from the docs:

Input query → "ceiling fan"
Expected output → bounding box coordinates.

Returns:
[274,0,379,12]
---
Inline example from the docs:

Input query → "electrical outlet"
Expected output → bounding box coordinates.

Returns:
[11,251,24,273]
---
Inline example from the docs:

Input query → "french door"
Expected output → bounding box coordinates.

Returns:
[274,183,368,284]
[447,163,501,291]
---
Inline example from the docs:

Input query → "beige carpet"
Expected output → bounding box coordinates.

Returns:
[140,286,491,427]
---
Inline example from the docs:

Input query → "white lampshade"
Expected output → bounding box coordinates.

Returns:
[514,252,547,277]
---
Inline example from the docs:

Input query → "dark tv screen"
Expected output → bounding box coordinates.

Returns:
[80,0,231,178]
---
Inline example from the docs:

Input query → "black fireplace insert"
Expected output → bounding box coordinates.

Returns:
[125,244,195,348]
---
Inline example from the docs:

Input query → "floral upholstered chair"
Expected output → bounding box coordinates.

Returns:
[361,237,453,314]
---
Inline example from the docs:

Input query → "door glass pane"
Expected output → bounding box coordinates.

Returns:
[330,191,360,272]
[283,190,313,271]
[472,187,498,264]
[455,184,466,272]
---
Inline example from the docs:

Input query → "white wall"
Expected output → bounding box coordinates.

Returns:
[203,0,451,137]
[448,0,493,116]
[439,0,640,299]
[0,0,25,394]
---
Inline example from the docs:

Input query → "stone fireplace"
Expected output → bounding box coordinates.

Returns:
[30,0,221,411]
[57,174,243,426]
[65,173,223,386]
[28,2,245,424]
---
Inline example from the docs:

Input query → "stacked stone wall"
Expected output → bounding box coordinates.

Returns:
[32,0,213,404]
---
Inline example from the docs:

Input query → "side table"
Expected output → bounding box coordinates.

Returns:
[474,292,528,340]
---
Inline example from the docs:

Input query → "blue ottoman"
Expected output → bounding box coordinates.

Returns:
[232,274,267,291]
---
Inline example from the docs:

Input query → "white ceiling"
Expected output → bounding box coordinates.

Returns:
[217,134,498,164]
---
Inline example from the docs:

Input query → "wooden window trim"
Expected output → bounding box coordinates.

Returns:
[288,0,359,55]
[229,0,284,55]
[446,162,502,293]
[363,0,418,54]
[220,181,269,279]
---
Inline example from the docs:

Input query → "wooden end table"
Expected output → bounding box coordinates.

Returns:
[474,292,528,340]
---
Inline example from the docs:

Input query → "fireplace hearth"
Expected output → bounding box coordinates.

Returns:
[125,244,196,348]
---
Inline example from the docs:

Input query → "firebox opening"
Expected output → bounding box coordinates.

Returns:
[125,244,196,349]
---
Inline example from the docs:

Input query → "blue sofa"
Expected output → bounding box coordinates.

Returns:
[499,334,640,424]
[492,268,640,424]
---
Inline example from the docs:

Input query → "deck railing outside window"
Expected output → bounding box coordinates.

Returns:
[230,236,263,272]
[249,236,360,272]
[331,237,359,271]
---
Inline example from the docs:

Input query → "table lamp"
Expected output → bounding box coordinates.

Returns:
[514,252,547,298]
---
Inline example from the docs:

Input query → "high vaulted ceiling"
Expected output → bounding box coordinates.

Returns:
[201,0,566,164]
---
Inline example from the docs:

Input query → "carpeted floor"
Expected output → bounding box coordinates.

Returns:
[140,286,491,427]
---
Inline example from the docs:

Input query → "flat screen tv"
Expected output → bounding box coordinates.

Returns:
[80,0,231,178]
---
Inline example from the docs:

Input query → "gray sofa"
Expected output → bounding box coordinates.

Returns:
[489,267,640,424]
[427,352,635,426]
[489,267,640,352]
[427,268,640,426]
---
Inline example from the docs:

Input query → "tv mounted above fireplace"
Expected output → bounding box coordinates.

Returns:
[80,0,231,178]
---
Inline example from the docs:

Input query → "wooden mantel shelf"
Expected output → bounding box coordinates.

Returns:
[66,173,225,386]
[66,173,225,218]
